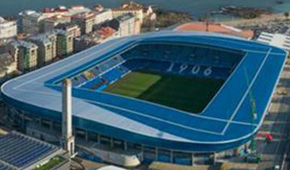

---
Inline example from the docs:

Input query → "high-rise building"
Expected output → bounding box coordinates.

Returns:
[0,17,17,40]
[54,30,74,57]
[104,13,136,37]
[8,40,38,72]
[28,33,57,67]
[93,6,113,26]
[19,10,46,35]
[56,23,81,38]
[72,12,95,35]
[42,15,71,33]
[134,19,141,35]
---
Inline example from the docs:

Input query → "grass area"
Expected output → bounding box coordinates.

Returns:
[33,156,65,170]
[105,70,224,113]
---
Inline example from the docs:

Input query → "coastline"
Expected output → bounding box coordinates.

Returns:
[221,13,287,27]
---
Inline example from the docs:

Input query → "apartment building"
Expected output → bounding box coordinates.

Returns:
[42,15,71,32]
[0,17,17,40]
[72,12,95,35]
[9,40,38,72]
[19,10,46,35]
[56,23,81,38]
[105,13,136,37]
[28,33,57,67]
[54,30,74,57]
[94,7,113,26]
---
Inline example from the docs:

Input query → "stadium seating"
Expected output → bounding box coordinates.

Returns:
[67,43,242,90]
[121,43,243,69]
[76,59,232,91]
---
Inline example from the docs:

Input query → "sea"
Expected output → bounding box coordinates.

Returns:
[1,0,290,20]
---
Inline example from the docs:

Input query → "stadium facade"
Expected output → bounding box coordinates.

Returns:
[1,31,287,165]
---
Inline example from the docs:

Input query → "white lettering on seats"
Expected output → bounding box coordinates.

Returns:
[167,63,175,72]
[191,65,200,74]
[179,64,188,73]
[204,67,212,76]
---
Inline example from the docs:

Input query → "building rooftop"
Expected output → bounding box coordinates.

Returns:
[45,15,71,22]
[115,13,135,22]
[94,4,104,12]
[54,29,71,36]
[10,40,37,48]
[29,33,55,44]
[68,6,91,17]
[257,32,290,51]
[19,10,43,19]
[0,17,16,25]
[97,166,127,170]
[94,8,112,15]
[174,22,254,39]
[149,162,209,170]
[55,22,80,30]
[42,5,91,17]
[72,11,95,20]
[98,27,116,37]
[0,131,61,170]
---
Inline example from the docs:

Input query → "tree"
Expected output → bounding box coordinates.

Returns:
[284,12,289,20]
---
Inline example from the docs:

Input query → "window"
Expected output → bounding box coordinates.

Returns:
[88,132,99,142]
[100,135,111,145]
[31,49,36,56]
[75,128,86,139]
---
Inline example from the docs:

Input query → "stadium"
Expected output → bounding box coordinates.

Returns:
[1,31,288,165]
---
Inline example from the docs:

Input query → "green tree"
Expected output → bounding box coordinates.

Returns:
[284,12,289,19]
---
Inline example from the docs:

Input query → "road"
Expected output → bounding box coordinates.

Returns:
[257,65,290,170]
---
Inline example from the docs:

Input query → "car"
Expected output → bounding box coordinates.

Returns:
[277,89,288,95]
[282,90,288,95]
[274,165,280,170]
[244,153,261,163]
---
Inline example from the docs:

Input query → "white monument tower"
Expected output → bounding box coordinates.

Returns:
[62,79,75,156]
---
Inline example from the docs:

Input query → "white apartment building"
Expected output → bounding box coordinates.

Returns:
[0,17,17,39]
[94,8,113,25]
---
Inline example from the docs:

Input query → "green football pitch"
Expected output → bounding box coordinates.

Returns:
[104,70,224,113]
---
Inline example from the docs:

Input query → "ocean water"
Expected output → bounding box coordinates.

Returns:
[0,0,290,19]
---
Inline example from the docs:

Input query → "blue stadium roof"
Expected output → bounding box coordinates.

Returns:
[1,31,287,152]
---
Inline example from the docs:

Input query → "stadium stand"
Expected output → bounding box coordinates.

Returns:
[56,41,243,89]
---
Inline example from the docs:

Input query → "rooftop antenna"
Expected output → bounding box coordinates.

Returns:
[203,13,210,32]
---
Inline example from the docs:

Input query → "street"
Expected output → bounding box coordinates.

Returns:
[257,65,290,170]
